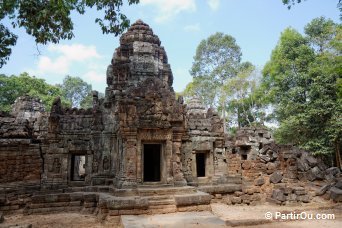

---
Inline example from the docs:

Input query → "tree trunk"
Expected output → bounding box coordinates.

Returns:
[222,99,226,133]
[336,140,342,169]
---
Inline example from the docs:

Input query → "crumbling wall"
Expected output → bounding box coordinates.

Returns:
[182,98,228,186]
[0,138,42,184]
[0,97,46,184]
[224,127,341,205]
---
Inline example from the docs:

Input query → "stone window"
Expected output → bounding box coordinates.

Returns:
[71,155,86,181]
[240,145,251,160]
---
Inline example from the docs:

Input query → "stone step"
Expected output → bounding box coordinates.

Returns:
[198,184,242,194]
[149,204,177,214]
[138,186,196,196]
[148,199,175,206]
[146,195,173,201]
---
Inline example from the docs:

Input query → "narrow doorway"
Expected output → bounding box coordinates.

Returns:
[143,144,161,182]
[196,153,206,177]
[71,155,86,181]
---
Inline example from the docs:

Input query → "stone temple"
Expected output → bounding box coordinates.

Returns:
[0,20,341,217]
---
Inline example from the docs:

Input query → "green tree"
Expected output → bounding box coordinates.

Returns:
[0,0,139,67]
[189,32,245,132]
[261,18,341,164]
[224,64,266,128]
[59,75,92,108]
[0,72,67,112]
[304,17,337,53]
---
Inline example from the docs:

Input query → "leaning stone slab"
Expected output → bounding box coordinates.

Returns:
[330,187,342,202]
[316,184,332,196]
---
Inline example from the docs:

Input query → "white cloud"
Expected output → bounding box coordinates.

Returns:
[183,23,201,32]
[84,70,105,83]
[37,56,69,75]
[207,0,220,11]
[141,0,196,23]
[48,44,101,61]
[33,44,102,76]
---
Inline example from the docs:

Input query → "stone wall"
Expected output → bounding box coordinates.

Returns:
[0,96,45,184]
[0,139,42,184]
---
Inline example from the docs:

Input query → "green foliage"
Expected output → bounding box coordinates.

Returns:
[282,0,342,20]
[224,64,266,127]
[190,32,242,108]
[0,72,67,112]
[59,75,92,108]
[305,17,337,53]
[0,0,139,67]
[186,32,266,129]
[261,17,342,158]
[0,24,17,68]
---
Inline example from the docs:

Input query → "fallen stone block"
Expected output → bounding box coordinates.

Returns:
[305,156,318,167]
[330,187,342,202]
[293,187,305,195]
[297,159,310,172]
[335,180,342,189]
[297,195,310,203]
[316,184,331,196]
[325,167,341,177]
[272,189,285,202]
[254,177,265,186]
[270,171,283,184]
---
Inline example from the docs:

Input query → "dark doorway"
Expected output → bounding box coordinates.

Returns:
[71,155,86,181]
[143,144,161,182]
[196,153,206,177]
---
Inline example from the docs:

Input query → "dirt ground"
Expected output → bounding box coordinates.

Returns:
[1,202,342,227]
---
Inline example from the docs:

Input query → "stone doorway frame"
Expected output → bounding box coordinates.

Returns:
[141,141,165,184]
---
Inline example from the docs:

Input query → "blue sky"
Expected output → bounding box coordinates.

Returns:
[1,0,340,93]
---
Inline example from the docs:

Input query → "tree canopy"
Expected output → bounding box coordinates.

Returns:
[59,75,92,108]
[0,0,139,67]
[0,72,67,112]
[184,32,264,131]
[0,73,95,112]
[261,17,341,161]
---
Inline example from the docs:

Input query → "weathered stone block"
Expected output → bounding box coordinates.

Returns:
[293,187,305,195]
[325,167,341,178]
[305,156,317,167]
[270,171,283,184]
[231,197,242,204]
[254,177,265,186]
[330,187,342,202]
[316,184,331,196]
[272,189,285,202]
[297,195,310,203]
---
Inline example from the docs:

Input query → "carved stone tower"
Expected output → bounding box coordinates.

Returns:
[105,20,187,188]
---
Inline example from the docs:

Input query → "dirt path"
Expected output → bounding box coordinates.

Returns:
[1,202,341,227]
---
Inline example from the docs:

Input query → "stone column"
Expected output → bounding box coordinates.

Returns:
[117,132,138,188]
[172,131,187,186]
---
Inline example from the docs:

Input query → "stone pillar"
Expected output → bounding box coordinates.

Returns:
[172,128,187,186]
[172,141,187,186]
[118,132,138,188]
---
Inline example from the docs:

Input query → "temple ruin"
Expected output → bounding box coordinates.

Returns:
[0,20,341,219]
